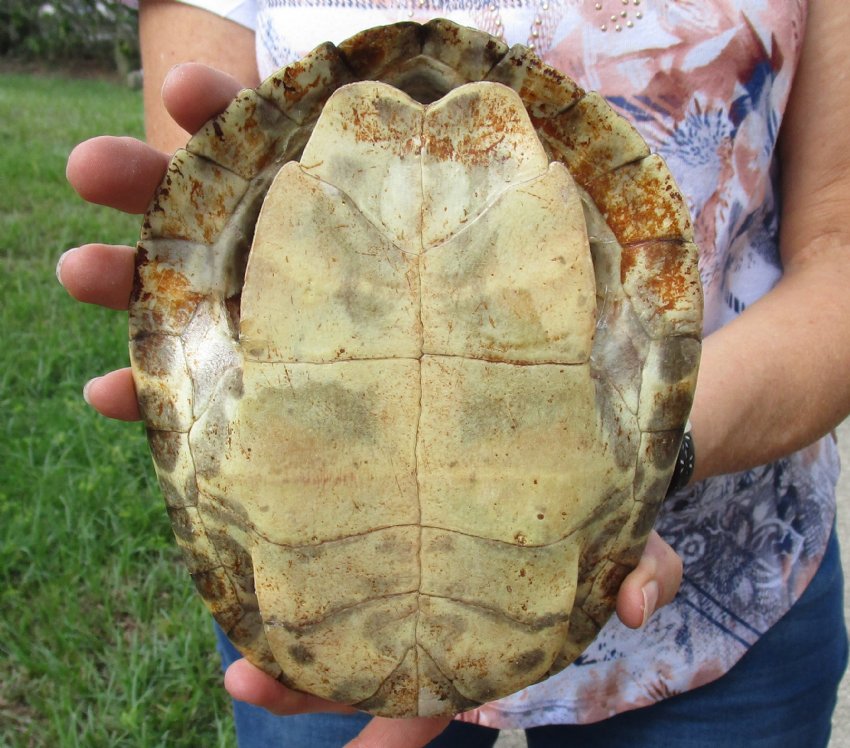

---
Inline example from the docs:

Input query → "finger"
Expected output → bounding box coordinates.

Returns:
[84,368,141,422]
[615,530,683,629]
[161,62,245,135]
[345,716,452,748]
[224,658,356,716]
[66,136,169,213]
[57,244,135,310]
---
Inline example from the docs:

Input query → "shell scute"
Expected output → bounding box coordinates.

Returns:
[147,429,198,508]
[256,41,355,125]
[129,240,212,337]
[537,91,650,184]
[129,332,193,431]
[337,22,423,80]
[638,336,701,432]
[142,150,248,243]
[587,154,695,245]
[620,239,702,338]
[188,89,299,180]
[419,18,509,80]
[486,45,583,119]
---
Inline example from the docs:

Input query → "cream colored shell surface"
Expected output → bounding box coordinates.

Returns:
[129,19,702,718]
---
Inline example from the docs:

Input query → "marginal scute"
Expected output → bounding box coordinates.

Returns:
[638,337,701,431]
[554,605,601,668]
[581,559,631,627]
[621,240,702,338]
[196,494,253,570]
[394,54,474,104]
[130,332,193,432]
[142,150,248,244]
[167,504,221,574]
[486,45,583,118]
[611,428,684,565]
[130,240,214,337]
[192,565,246,632]
[337,22,423,80]
[131,19,702,719]
[586,154,695,245]
[256,41,355,124]
[537,91,650,185]
[420,18,509,79]
[147,429,198,508]
[188,88,299,180]
[228,610,283,678]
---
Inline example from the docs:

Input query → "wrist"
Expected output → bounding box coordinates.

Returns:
[666,421,696,496]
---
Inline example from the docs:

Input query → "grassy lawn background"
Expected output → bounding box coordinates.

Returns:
[0,72,236,746]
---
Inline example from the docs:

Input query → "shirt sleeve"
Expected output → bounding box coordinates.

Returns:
[119,0,258,31]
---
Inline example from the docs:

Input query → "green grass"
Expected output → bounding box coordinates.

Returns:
[0,73,236,746]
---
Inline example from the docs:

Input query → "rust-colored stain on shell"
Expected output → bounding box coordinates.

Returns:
[129,18,702,720]
[424,92,526,166]
[588,157,693,245]
[621,240,694,313]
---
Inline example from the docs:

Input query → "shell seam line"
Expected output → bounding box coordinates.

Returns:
[416,643,470,704]
[261,589,566,641]
[413,111,425,707]
[297,142,548,256]
[353,643,417,709]
[229,520,588,550]
[246,353,589,366]
[263,589,418,631]
[422,592,570,630]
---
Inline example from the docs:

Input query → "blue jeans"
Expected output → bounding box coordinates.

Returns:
[215,530,847,747]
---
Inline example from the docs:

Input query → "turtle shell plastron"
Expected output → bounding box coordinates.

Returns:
[129,19,702,718]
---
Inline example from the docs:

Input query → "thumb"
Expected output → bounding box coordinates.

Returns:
[616,529,683,629]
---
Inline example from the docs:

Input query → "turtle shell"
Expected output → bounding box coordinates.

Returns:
[129,19,702,718]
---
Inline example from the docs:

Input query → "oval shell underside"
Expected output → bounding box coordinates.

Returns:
[129,19,702,718]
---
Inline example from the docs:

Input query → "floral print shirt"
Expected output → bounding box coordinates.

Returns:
[180,0,839,727]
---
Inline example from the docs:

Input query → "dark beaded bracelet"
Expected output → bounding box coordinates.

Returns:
[666,424,695,497]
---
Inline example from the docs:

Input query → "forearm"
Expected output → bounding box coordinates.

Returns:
[688,0,850,484]
[690,239,850,483]
[139,0,259,152]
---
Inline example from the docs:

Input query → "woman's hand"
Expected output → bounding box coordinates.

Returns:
[225,658,455,747]
[60,61,683,748]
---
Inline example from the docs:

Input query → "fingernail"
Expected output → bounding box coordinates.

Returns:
[83,377,100,406]
[56,247,78,285]
[641,580,659,628]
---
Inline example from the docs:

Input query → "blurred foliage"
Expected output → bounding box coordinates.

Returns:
[1,1,140,72]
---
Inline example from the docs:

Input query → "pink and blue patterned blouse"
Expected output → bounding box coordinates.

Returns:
[171,0,839,727]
